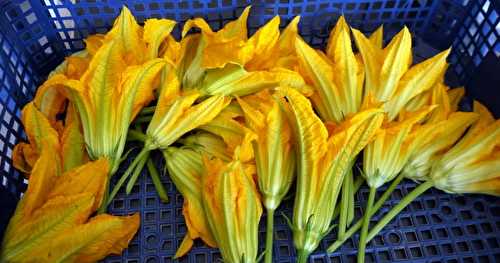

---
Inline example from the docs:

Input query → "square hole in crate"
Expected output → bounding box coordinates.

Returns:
[405,232,417,242]
[441,243,454,254]
[466,224,479,234]
[393,248,407,260]
[425,245,439,256]
[160,224,173,236]
[487,237,499,248]
[472,240,484,250]
[410,246,422,258]
[456,241,469,252]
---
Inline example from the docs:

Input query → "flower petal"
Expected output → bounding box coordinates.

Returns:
[144,18,176,60]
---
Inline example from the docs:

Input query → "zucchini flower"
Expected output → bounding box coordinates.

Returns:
[12,102,60,174]
[358,106,435,260]
[180,132,233,162]
[431,101,500,195]
[295,16,364,123]
[237,89,295,263]
[201,155,262,263]
[362,107,436,188]
[293,18,381,241]
[403,84,479,181]
[33,6,175,177]
[180,8,309,96]
[42,51,166,175]
[2,141,139,263]
[109,69,230,202]
[283,88,383,262]
[349,102,499,256]
[13,102,86,175]
[198,105,257,163]
[352,26,451,120]
[163,147,216,258]
[41,43,168,213]
[34,51,90,126]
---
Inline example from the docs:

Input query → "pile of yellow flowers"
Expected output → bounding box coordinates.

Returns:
[2,6,499,263]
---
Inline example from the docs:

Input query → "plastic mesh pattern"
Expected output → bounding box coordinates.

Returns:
[448,0,500,85]
[0,1,499,262]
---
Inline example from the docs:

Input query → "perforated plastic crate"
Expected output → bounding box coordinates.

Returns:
[0,0,499,262]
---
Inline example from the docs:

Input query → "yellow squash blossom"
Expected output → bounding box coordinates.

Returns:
[179,7,250,87]
[180,132,233,162]
[237,89,295,263]
[163,147,217,258]
[35,7,175,177]
[272,16,301,71]
[201,155,262,263]
[293,18,380,244]
[12,102,60,174]
[431,101,500,195]
[352,26,450,120]
[403,84,478,181]
[358,106,435,260]
[295,16,363,123]
[108,69,230,201]
[1,141,139,263]
[282,87,383,262]
[180,9,309,96]
[104,7,175,64]
[43,54,166,175]
[12,102,86,175]
[33,51,89,126]
[198,104,257,162]
[362,106,436,188]
[353,101,499,256]
[60,103,88,172]
[143,18,176,61]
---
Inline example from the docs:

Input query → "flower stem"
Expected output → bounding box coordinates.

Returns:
[357,186,376,263]
[296,249,311,263]
[147,158,169,203]
[107,148,150,205]
[332,175,364,220]
[264,209,275,263]
[366,180,433,242]
[139,106,156,115]
[126,151,150,194]
[347,173,355,225]
[97,174,111,214]
[127,129,147,142]
[338,171,352,239]
[133,115,153,124]
[326,173,403,253]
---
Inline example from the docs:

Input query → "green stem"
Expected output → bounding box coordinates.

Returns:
[107,148,150,205]
[147,158,169,203]
[353,175,364,192]
[97,174,111,214]
[127,129,147,142]
[126,151,150,194]
[366,180,433,242]
[139,106,156,115]
[133,115,153,124]
[326,173,403,253]
[296,249,311,263]
[357,187,376,263]
[338,172,351,239]
[332,176,364,220]
[264,209,275,263]
[347,173,355,225]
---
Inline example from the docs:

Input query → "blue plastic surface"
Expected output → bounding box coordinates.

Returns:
[1,0,499,262]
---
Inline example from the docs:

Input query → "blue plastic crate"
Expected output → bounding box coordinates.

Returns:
[1,0,499,262]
